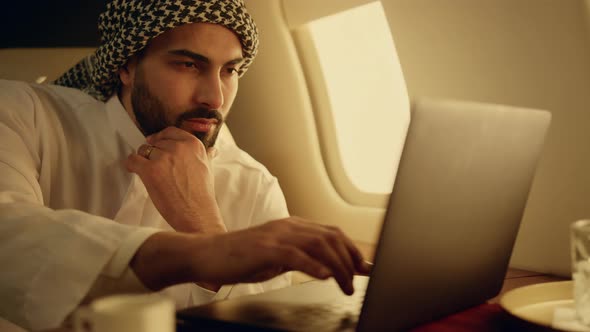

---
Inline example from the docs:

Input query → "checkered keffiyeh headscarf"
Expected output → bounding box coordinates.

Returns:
[54,0,259,101]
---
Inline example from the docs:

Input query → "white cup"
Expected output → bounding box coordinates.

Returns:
[72,294,175,332]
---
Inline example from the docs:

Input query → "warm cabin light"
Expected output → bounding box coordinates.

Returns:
[307,1,410,194]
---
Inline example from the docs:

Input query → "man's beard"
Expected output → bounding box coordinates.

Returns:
[130,76,224,149]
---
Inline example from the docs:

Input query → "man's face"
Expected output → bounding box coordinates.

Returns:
[130,68,224,148]
[122,22,244,148]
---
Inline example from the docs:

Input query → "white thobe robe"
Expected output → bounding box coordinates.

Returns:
[0,80,291,331]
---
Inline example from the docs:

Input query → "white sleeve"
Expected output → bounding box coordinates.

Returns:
[0,201,159,330]
[233,175,292,296]
[0,201,160,331]
[81,231,158,303]
[0,84,160,331]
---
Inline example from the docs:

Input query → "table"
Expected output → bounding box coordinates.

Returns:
[410,268,567,332]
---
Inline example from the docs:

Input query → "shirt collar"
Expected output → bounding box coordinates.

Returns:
[105,95,146,149]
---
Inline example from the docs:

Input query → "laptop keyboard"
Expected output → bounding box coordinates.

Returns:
[273,288,366,331]
[177,280,369,332]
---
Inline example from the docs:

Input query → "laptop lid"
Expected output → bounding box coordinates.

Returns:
[177,98,551,331]
[358,98,551,330]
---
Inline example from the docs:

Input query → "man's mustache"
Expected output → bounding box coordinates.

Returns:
[175,108,223,126]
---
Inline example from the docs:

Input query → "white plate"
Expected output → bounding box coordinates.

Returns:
[500,281,576,330]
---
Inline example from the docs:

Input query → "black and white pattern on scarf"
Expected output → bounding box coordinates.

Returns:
[54,0,258,101]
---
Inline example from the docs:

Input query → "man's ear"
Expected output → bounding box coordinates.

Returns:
[119,57,138,87]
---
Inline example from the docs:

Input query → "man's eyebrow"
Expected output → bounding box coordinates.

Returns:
[168,49,209,63]
[168,49,244,66]
[225,57,245,66]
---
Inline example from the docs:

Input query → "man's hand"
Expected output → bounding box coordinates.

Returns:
[124,127,225,234]
[131,217,373,296]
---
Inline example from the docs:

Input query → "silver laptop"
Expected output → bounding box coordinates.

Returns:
[177,98,551,331]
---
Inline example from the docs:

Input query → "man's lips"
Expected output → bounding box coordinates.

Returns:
[182,118,218,133]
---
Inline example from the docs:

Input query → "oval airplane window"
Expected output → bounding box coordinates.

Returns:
[293,1,410,202]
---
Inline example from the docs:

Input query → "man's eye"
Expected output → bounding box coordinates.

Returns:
[174,61,197,69]
[226,68,239,75]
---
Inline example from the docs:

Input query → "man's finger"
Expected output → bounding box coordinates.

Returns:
[125,153,149,173]
[149,140,178,153]
[307,228,356,287]
[314,240,355,295]
[137,144,158,159]
[149,139,210,164]
[207,147,218,160]
[292,221,357,279]
[275,246,332,281]
[328,234,356,279]
[288,233,354,295]
[308,222,367,275]
[328,226,367,274]
[356,261,373,276]
[147,126,194,143]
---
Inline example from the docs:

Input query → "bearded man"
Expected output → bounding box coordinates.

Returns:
[0,1,370,330]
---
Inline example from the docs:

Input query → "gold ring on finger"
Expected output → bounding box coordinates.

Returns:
[142,144,155,160]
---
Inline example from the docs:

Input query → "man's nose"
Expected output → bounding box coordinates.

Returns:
[195,73,224,110]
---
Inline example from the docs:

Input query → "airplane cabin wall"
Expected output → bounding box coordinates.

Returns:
[233,0,590,277]
[0,48,94,83]
[381,0,590,276]
[229,0,386,244]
